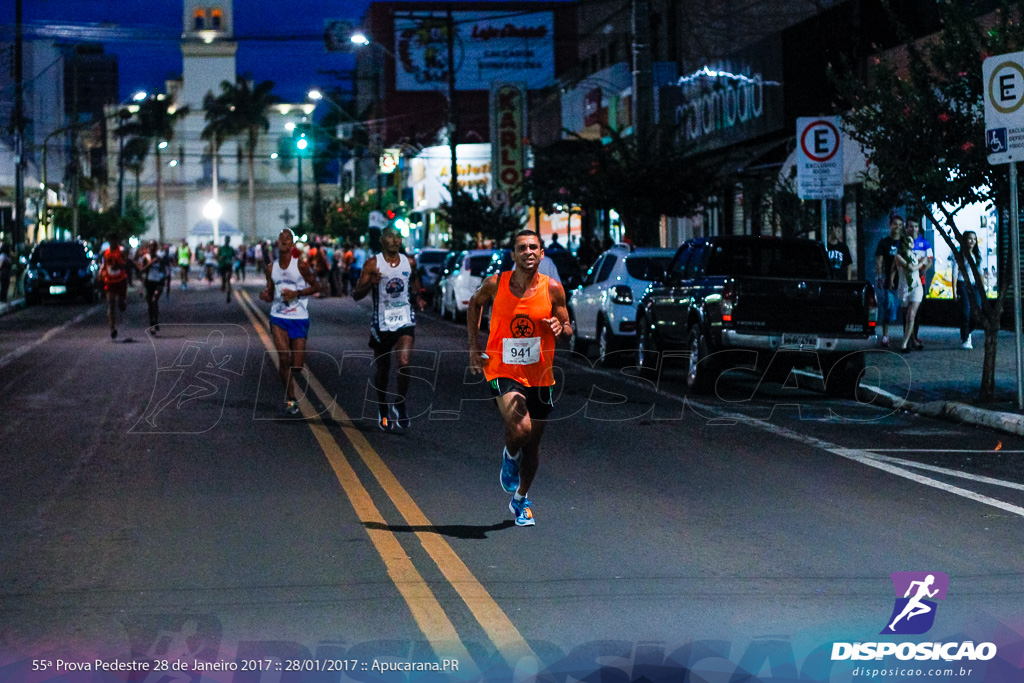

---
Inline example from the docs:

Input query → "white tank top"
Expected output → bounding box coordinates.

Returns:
[270,255,309,320]
[372,253,415,332]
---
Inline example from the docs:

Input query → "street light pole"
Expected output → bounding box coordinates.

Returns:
[446,5,459,200]
[118,116,126,215]
[296,137,308,228]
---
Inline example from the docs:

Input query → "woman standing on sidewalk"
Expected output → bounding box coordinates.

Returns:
[894,229,927,353]
[953,230,985,350]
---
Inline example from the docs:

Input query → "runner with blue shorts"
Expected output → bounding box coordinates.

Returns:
[260,229,320,415]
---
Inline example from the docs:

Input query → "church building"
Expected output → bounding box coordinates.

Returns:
[107,0,316,246]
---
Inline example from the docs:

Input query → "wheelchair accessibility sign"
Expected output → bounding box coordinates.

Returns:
[983,52,1024,164]
[987,128,1008,154]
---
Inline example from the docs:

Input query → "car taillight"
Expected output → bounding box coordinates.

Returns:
[721,281,737,322]
[611,285,633,305]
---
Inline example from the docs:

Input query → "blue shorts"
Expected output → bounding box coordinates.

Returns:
[877,289,898,323]
[271,315,310,340]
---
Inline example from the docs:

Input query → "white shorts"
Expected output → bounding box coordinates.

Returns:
[899,279,924,305]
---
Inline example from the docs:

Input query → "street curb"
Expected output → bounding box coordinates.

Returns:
[0,298,25,317]
[859,384,1024,437]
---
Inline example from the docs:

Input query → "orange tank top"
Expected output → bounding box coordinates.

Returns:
[484,270,556,387]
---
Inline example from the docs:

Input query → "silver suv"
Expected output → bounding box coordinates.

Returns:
[569,245,675,362]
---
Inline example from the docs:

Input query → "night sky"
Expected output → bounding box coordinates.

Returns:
[4,0,376,103]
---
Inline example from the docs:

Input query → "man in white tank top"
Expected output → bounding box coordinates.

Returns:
[353,227,426,430]
[260,229,321,415]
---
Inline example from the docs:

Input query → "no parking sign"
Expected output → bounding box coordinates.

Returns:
[796,116,844,200]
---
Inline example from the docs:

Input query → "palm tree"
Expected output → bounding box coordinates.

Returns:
[122,136,150,202]
[201,90,234,241]
[118,97,189,243]
[209,76,279,241]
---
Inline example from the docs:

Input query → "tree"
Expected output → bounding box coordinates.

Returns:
[833,0,1024,401]
[57,197,150,243]
[209,76,279,241]
[523,125,711,247]
[117,97,189,243]
[201,90,233,235]
[122,136,150,202]
[438,188,526,247]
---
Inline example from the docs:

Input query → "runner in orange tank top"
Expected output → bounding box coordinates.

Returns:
[467,229,572,527]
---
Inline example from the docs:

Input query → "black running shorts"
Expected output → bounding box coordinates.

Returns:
[489,377,554,420]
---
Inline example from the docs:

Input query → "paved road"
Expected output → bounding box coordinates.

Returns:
[1,278,1022,682]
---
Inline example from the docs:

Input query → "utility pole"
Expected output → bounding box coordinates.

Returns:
[446,5,459,200]
[631,0,654,147]
[14,0,26,248]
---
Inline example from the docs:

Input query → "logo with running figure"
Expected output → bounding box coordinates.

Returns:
[881,572,949,635]
[510,313,535,338]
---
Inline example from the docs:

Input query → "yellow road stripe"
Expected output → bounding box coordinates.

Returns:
[238,290,539,668]
[234,290,477,672]
[236,290,538,668]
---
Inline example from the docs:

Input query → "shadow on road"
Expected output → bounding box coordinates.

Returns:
[363,520,515,539]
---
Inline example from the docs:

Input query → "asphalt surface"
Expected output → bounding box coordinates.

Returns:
[1,277,1023,682]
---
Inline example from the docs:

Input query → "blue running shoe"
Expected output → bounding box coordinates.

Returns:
[390,403,410,429]
[500,447,520,493]
[509,496,535,527]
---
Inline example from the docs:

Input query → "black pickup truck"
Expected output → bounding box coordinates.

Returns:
[634,236,877,397]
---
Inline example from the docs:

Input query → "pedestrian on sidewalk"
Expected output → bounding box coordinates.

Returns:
[827,223,853,280]
[953,230,985,350]
[0,244,12,303]
[874,214,902,347]
[894,225,926,353]
[907,217,933,349]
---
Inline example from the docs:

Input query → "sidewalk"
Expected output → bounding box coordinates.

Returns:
[858,325,1024,437]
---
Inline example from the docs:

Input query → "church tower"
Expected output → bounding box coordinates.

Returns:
[180,0,237,110]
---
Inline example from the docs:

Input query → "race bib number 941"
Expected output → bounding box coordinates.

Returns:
[503,337,540,365]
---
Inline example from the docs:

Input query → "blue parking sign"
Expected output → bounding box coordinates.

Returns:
[987,127,1008,154]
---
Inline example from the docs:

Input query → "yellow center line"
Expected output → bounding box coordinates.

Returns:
[234,290,478,673]
[236,289,539,669]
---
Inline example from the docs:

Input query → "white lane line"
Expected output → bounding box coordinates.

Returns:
[565,361,1024,518]
[707,408,1024,519]
[863,452,1024,492]
[869,449,1024,453]
[0,305,102,371]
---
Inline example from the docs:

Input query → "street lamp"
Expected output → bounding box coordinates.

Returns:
[117,91,146,215]
[296,136,308,228]
[203,196,222,246]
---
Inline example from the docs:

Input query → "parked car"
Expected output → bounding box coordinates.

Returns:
[635,236,876,397]
[23,240,99,305]
[437,249,498,321]
[432,250,461,314]
[414,247,449,302]
[569,244,675,362]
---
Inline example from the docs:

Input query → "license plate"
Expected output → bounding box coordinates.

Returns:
[782,334,817,347]
[49,285,67,295]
